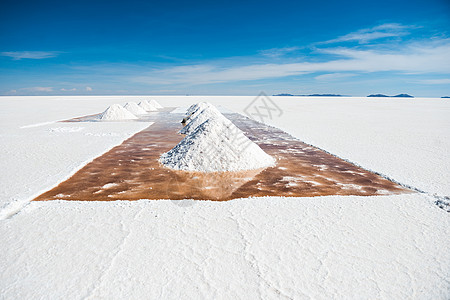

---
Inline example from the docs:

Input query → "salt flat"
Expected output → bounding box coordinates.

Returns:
[0,96,449,299]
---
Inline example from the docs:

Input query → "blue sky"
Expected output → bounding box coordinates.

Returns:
[1,0,449,96]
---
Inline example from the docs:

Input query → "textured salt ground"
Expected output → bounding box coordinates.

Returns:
[34,110,409,201]
[2,97,447,300]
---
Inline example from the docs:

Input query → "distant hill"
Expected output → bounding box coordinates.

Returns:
[393,94,414,98]
[367,94,389,97]
[307,94,343,97]
[367,94,414,98]
[273,93,343,97]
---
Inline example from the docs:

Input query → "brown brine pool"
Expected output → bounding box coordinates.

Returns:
[34,109,410,201]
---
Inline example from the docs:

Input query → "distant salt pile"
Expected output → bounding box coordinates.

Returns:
[160,106,275,172]
[124,102,147,115]
[138,101,157,112]
[179,105,225,135]
[97,104,138,121]
[148,99,163,109]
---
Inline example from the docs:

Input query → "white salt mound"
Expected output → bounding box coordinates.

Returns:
[180,105,227,135]
[148,99,163,109]
[186,102,214,117]
[186,103,201,115]
[138,101,157,112]
[97,104,138,121]
[124,102,147,115]
[160,116,275,172]
[183,102,216,125]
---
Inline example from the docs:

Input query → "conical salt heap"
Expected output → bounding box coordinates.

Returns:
[148,99,163,109]
[97,104,138,121]
[138,101,157,112]
[182,102,215,124]
[124,102,147,115]
[160,104,275,172]
[179,105,224,135]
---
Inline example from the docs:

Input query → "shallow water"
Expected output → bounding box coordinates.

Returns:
[34,109,409,201]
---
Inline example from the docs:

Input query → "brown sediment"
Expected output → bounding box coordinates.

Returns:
[34,110,410,202]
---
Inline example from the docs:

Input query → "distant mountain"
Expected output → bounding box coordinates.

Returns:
[393,94,414,98]
[367,94,414,98]
[367,94,389,97]
[273,93,343,97]
[307,94,343,97]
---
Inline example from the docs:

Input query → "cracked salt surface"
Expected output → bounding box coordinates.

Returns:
[1,195,449,299]
[49,127,84,133]
[1,96,449,299]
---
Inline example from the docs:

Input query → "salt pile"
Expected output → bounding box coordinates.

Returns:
[148,99,163,109]
[138,101,157,112]
[186,102,213,114]
[182,102,215,124]
[97,104,138,121]
[160,106,275,172]
[124,102,147,115]
[186,102,214,117]
[179,105,225,135]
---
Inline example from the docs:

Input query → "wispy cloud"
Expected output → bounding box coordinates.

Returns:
[4,23,446,96]
[131,38,450,85]
[1,51,60,60]
[5,86,95,95]
[315,73,356,81]
[259,46,300,57]
[4,86,53,95]
[418,78,450,84]
[22,86,54,92]
[134,63,309,85]
[320,23,415,44]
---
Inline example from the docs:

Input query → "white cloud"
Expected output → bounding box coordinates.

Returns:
[418,79,450,84]
[21,87,54,92]
[85,86,93,91]
[5,89,17,95]
[259,47,300,57]
[50,25,446,93]
[1,51,60,60]
[134,63,309,85]
[320,23,414,44]
[132,39,450,85]
[315,73,356,81]
[60,88,77,91]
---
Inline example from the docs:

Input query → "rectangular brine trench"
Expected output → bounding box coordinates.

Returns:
[34,110,410,201]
